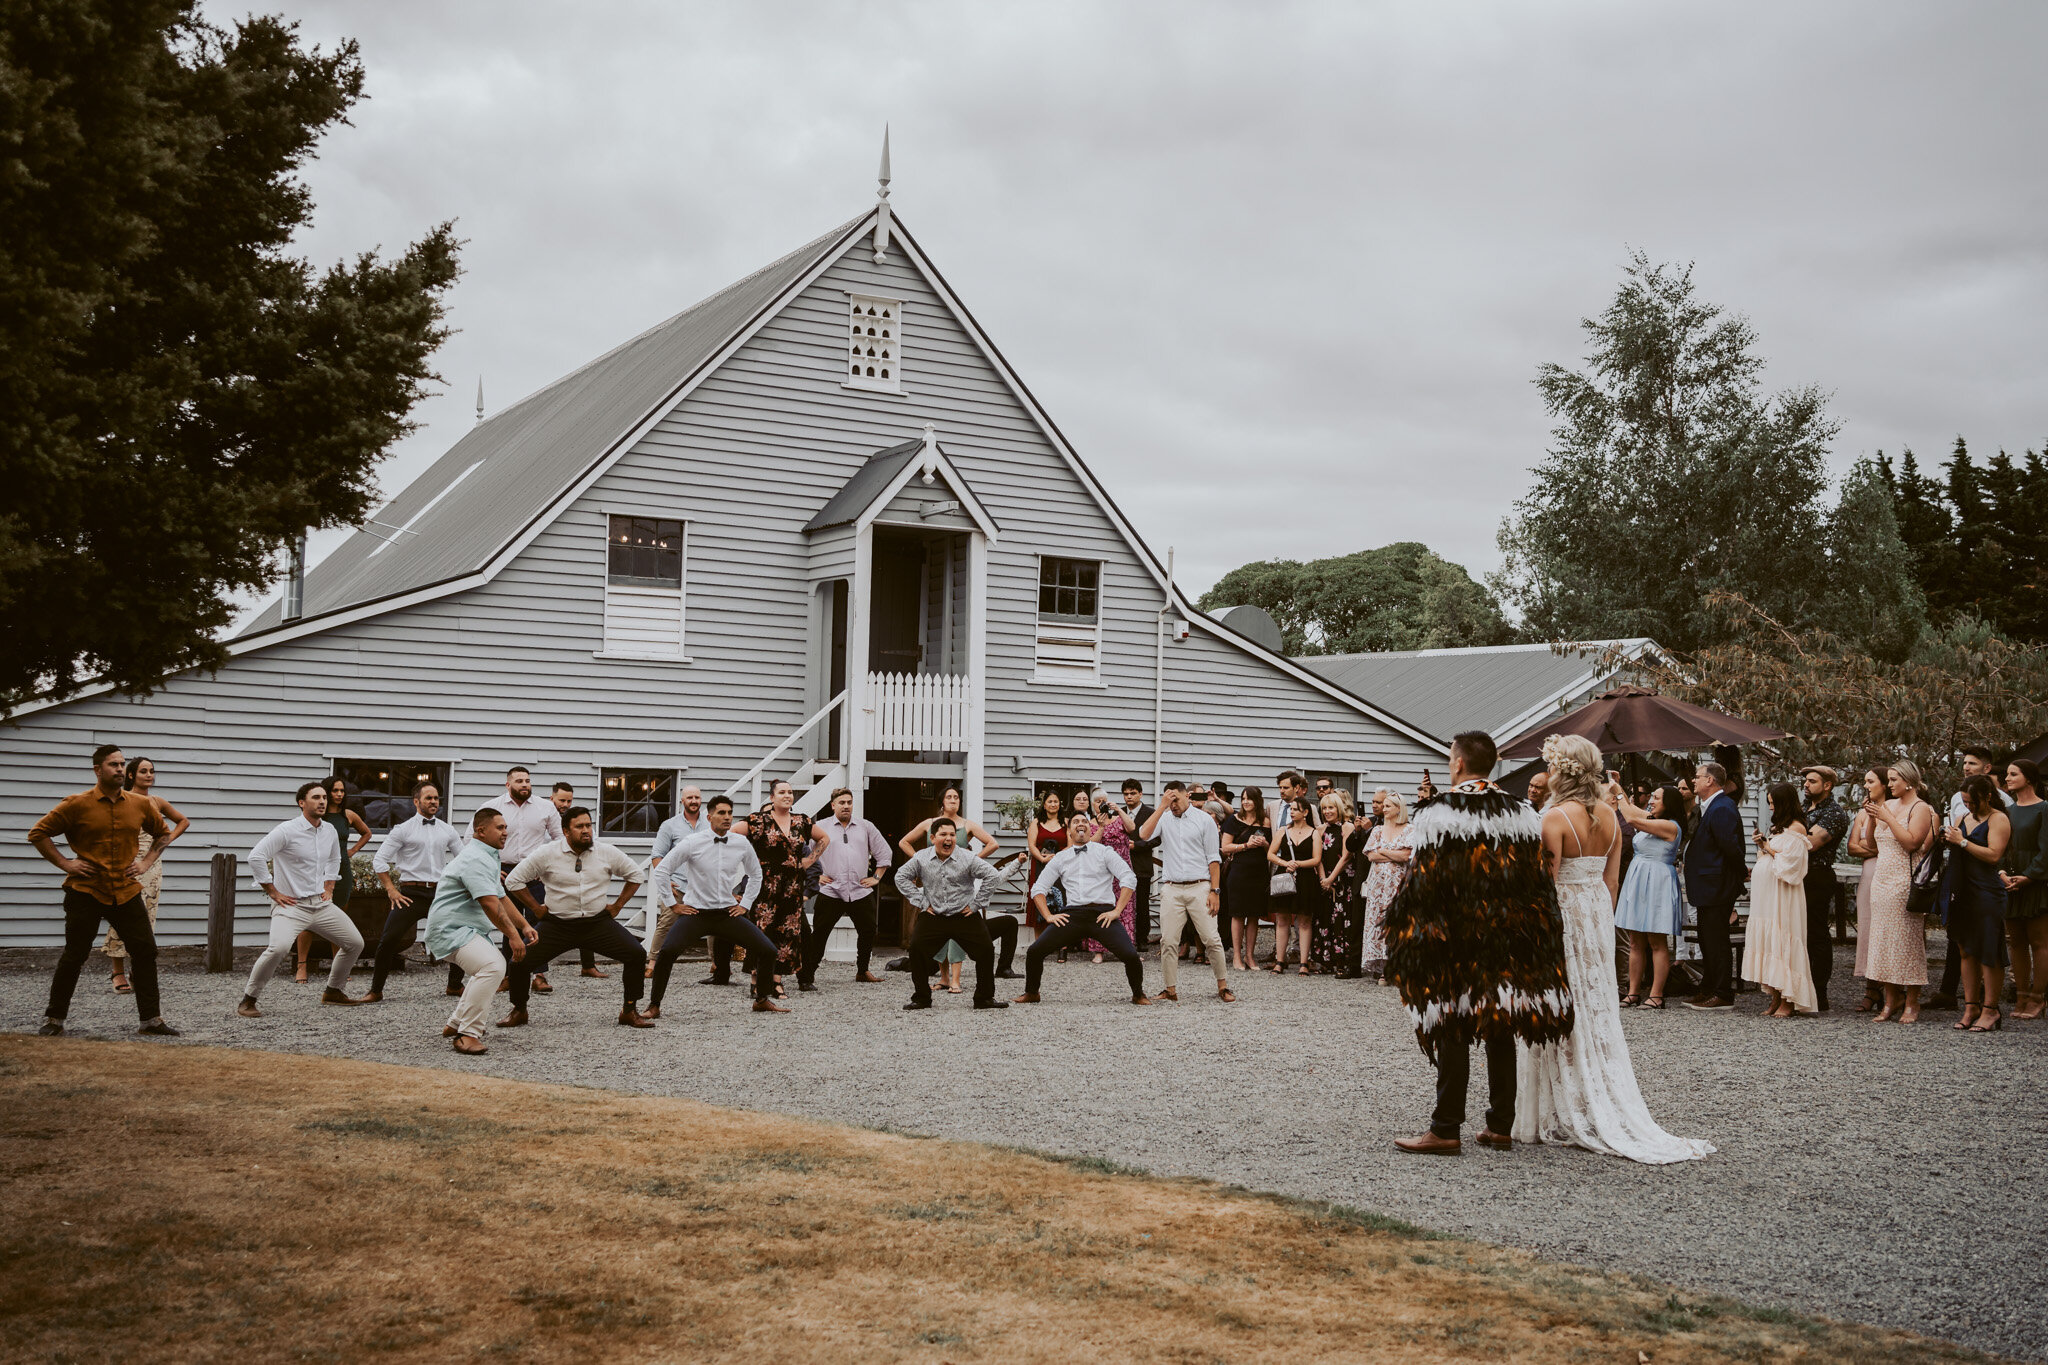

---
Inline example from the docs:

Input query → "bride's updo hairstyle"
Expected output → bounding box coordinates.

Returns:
[1541,734,1606,811]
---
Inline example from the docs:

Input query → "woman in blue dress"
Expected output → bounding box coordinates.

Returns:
[1607,781,1687,1008]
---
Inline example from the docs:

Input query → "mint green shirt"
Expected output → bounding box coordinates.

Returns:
[425,838,506,959]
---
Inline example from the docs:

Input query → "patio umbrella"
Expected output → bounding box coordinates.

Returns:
[1497,685,1787,761]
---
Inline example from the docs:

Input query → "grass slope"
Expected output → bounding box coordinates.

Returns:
[0,1036,1999,1363]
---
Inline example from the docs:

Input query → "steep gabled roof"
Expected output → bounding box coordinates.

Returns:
[240,213,871,635]
[803,433,1000,539]
[1295,640,1658,746]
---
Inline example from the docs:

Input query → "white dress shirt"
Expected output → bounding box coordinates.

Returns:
[249,814,341,901]
[1032,841,1137,906]
[650,808,712,902]
[371,814,464,884]
[655,830,763,912]
[1154,804,1223,883]
[488,792,562,865]
[507,839,644,919]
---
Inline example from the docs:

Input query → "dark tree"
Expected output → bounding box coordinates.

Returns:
[1198,543,1512,655]
[1879,439,2048,645]
[0,2,459,715]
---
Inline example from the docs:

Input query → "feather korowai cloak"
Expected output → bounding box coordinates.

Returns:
[1383,781,1574,1063]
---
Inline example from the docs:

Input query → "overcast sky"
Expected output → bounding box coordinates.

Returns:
[255,0,2046,622]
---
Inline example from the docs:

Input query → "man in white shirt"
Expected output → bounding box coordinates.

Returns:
[647,785,715,981]
[488,765,563,992]
[239,781,369,1016]
[366,780,468,1001]
[548,779,603,978]
[1017,812,1148,1006]
[496,806,652,1029]
[1140,780,1235,1003]
[646,795,784,1014]
[799,788,893,989]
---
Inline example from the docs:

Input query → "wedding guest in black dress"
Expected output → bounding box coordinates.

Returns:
[1269,797,1319,974]
[1942,773,2011,1032]
[745,780,818,999]
[1221,787,1271,972]
[1309,791,1357,972]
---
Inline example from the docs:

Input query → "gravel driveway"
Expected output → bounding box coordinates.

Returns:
[6,945,2041,1360]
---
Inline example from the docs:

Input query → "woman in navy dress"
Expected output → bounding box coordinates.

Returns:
[1941,773,2011,1032]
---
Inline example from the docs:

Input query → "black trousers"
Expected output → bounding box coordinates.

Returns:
[1939,935,1962,1000]
[906,911,997,1005]
[1025,904,1143,996]
[1431,1031,1517,1140]
[49,889,159,1023]
[1131,865,1153,945]
[509,914,646,1009]
[371,883,467,996]
[505,865,594,970]
[652,910,777,1003]
[800,893,878,981]
[986,913,1019,973]
[1695,894,1740,999]
[1803,874,1836,1009]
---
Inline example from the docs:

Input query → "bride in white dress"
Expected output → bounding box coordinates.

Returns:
[1514,735,1714,1164]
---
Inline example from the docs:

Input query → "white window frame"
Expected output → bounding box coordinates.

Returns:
[842,292,904,395]
[1030,555,1106,688]
[596,511,690,662]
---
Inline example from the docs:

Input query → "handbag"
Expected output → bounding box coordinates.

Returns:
[1905,839,1946,917]
[1269,830,1298,897]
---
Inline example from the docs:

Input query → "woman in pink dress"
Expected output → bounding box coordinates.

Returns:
[1080,786,1138,962]
[1863,762,1935,1024]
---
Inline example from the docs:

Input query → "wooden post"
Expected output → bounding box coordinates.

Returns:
[206,852,236,972]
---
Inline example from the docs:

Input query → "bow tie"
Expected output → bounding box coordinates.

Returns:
[419,816,435,825]
[713,835,728,844]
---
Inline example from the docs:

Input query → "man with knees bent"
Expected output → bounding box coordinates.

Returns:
[496,806,652,1029]
[1017,813,1149,1006]
[427,807,535,1054]
[240,782,369,1017]
[647,795,784,1014]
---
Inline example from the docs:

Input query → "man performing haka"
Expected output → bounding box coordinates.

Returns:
[425,806,536,1055]
[1016,812,1150,1006]
[646,795,786,1015]
[799,787,892,990]
[496,806,653,1029]
[365,780,467,1002]
[238,782,370,1018]
[895,817,1008,1011]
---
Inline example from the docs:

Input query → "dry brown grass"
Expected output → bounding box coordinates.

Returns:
[0,1035,1998,1364]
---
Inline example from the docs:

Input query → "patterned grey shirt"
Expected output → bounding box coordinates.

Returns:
[894,847,1000,916]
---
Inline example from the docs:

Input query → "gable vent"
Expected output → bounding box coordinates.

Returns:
[844,293,903,395]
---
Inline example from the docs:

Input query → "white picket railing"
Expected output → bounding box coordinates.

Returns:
[864,671,970,751]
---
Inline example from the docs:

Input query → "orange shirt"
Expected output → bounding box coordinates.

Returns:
[29,787,169,905]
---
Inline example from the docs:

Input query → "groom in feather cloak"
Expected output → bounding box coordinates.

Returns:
[1385,730,1574,1155]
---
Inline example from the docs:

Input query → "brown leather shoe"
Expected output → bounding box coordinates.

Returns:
[237,997,262,1018]
[531,974,553,993]
[445,984,464,997]
[1131,992,1152,1006]
[1158,986,1179,1001]
[1394,1132,1462,1155]
[642,1004,662,1020]
[1217,986,1237,1002]
[321,987,368,1006]
[361,991,383,1003]
[1012,992,1041,1004]
[582,967,609,979]
[752,998,788,1013]
[856,971,885,983]
[1476,1129,1513,1150]
[496,1007,529,1028]
[618,1006,655,1028]
[496,978,511,992]
[452,1035,487,1055]
[442,1023,460,1037]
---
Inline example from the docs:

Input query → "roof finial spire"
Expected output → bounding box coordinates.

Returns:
[872,125,892,264]
[475,376,484,424]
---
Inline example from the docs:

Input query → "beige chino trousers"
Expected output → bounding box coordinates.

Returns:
[1158,882,1227,989]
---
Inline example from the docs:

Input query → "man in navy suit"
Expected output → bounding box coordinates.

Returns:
[1683,761,1746,1010]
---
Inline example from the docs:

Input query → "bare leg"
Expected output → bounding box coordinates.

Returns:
[1876,984,1900,1021]
[1971,963,2004,1028]
[1650,939,1672,1001]
[1956,953,1983,1028]
[1296,916,1312,971]
[294,929,312,982]
[1900,984,1922,1023]
[2016,920,2048,1018]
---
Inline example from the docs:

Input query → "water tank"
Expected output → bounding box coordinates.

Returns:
[1211,604,1284,654]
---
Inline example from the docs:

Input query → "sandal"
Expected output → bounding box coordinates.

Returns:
[1644,996,1666,1009]
[111,970,133,994]
[1953,1004,1982,1031]
[1968,1007,2003,1033]
[1620,993,1641,1008]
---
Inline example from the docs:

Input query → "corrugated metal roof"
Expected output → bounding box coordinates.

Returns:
[1294,640,1650,743]
[802,438,922,532]
[241,214,871,636]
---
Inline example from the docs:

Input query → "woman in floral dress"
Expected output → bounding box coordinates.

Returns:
[746,779,817,997]
[1357,791,1414,980]
[1082,786,1138,962]
[1309,791,1356,972]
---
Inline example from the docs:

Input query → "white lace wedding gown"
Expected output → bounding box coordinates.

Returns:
[1514,854,1715,1163]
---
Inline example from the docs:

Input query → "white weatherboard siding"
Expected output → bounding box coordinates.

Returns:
[0,222,1441,947]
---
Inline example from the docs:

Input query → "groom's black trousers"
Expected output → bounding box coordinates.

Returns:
[1431,1031,1516,1141]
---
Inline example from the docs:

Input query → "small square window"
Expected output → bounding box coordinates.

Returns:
[600,768,676,836]
[1037,557,1100,623]
[607,516,683,587]
[329,759,453,832]
[844,294,903,393]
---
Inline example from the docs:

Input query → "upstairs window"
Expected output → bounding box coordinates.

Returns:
[1033,556,1104,685]
[602,514,685,659]
[845,294,902,394]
